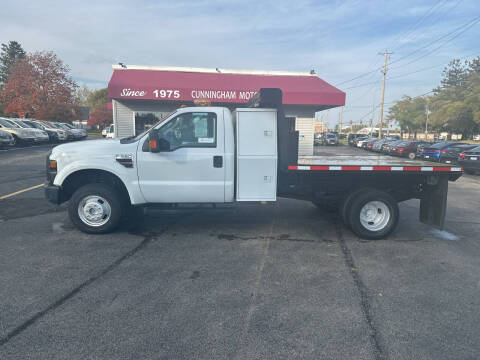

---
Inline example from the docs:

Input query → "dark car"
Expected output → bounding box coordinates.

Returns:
[366,138,379,151]
[458,145,480,174]
[385,140,405,155]
[380,140,399,153]
[348,134,363,146]
[440,144,478,164]
[421,142,464,162]
[390,141,429,160]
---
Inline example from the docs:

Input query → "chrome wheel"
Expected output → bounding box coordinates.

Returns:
[77,195,111,227]
[408,152,416,160]
[359,201,390,232]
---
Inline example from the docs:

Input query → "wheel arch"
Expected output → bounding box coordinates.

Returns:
[60,169,131,205]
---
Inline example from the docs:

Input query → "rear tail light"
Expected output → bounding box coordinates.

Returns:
[459,153,466,159]
[397,147,404,152]
[440,149,446,153]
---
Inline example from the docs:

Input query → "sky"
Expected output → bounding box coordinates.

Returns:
[1,0,479,127]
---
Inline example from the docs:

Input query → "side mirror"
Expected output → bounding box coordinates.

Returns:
[149,129,161,153]
[158,138,171,152]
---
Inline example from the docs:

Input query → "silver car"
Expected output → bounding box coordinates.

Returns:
[0,129,15,148]
[5,118,50,144]
[0,117,41,145]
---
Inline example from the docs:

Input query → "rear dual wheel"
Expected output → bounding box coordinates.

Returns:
[340,189,399,240]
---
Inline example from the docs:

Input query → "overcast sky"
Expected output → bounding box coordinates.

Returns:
[2,0,479,126]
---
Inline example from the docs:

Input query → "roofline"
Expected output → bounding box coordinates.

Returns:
[111,64,317,77]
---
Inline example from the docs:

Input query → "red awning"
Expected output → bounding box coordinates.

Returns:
[108,68,345,107]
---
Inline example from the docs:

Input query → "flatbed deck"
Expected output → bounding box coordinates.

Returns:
[288,155,463,173]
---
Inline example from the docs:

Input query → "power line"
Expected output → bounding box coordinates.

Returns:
[390,0,450,51]
[335,15,479,88]
[389,16,480,68]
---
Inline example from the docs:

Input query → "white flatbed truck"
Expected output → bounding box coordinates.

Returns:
[45,89,462,239]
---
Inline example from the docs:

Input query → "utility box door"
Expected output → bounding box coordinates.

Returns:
[237,158,277,201]
[236,109,277,156]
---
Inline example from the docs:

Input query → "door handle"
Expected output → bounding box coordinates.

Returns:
[213,155,223,168]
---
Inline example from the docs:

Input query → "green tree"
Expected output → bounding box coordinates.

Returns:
[86,88,108,108]
[0,41,26,85]
[440,59,468,89]
[387,96,428,137]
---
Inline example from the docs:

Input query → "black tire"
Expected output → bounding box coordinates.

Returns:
[11,135,18,147]
[347,190,399,240]
[68,183,123,234]
[339,188,374,229]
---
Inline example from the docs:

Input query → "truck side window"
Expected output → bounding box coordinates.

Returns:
[158,112,216,150]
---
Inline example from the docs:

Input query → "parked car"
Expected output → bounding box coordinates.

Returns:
[356,136,373,148]
[323,132,338,146]
[0,117,47,146]
[102,125,112,138]
[390,141,428,160]
[60,123,88,140]
[440,144,478,164]
[19,119,69,143]
[106,124,115,139]
[314,132,322,145]
[0,129,15,148]
[365,138,379,150]
[48,122,75,140]
[348,133,364,146]
[372,139,389,152]
[380,140,399,153]
[6,118,50,144]
[421,142,464,162]
[384,140,404,154]
[458,146,480,174]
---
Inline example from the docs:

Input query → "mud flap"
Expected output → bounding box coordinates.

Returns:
[419,176,448,229]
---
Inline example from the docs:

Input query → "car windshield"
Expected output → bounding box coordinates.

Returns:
[469,146,480,152]
[0,119,16,128]
[2,119,21,128]
[14,121,31,128]
[327,134,335,138]
[62,123,75,129]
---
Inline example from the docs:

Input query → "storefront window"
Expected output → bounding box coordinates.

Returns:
[134,111,171,135]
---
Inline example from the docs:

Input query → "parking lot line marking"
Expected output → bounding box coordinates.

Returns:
[0,183,45,200]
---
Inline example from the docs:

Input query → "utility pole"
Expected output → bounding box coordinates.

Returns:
[378,49,393,139]
[425,98,429,140]
[339,107,343,134]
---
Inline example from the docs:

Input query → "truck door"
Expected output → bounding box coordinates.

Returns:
[136,110,225,203]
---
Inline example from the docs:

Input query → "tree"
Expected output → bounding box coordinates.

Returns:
[440,59,468,89]
[88,103,112,128]
[74,84,92,106]
[0,51,78,121]
[86,88,108,109]
[387,96,428,137]
[0,41,26,85]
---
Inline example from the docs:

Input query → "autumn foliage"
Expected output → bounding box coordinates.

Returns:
[0,51,78,121]
[88,103,112,128]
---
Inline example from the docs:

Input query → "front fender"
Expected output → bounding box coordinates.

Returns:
[53,159,146,205]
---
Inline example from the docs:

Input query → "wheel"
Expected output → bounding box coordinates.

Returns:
[408,152,416,160]
[11,135,18,147]
[339,188,374,229]
[346,190,399,240]
[68,183,123,234]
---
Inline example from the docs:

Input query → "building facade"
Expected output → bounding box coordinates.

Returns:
[107,65,345,155]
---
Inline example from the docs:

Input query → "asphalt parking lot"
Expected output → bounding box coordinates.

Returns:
[1,143,480,359]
